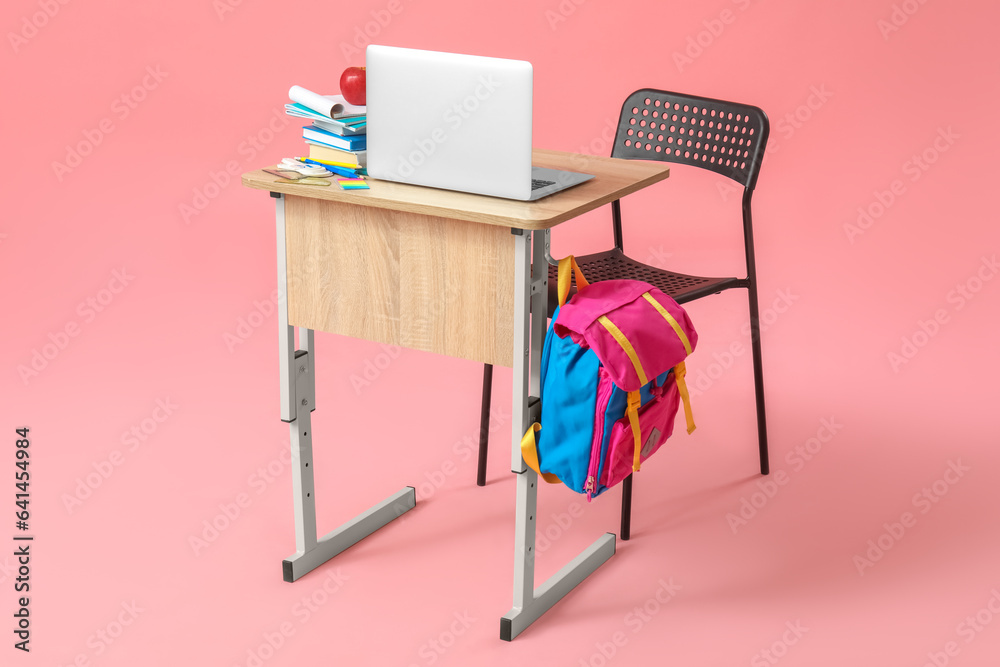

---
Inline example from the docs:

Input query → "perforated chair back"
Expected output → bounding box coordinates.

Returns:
[613,89,769,190]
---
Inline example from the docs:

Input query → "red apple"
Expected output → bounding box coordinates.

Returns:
[340,67,366,106]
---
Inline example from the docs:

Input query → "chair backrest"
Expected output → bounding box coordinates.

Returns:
[612,89,769,190]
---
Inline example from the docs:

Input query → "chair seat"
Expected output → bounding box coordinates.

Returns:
[546,248,745,314]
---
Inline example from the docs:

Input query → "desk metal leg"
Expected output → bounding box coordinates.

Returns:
[476,363,493,487]
[500,229,616,641]
[273,193,416,583]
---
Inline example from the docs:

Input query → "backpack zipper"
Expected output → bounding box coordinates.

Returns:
[586,367,615,502]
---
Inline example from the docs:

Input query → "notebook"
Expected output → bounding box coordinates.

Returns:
[365,45,594,201]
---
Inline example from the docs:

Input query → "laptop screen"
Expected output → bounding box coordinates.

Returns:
[366,45,534,200]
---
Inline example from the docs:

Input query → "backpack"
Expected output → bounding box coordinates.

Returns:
[520,256,697,500]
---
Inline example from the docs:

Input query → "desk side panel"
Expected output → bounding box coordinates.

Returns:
[285,196,514,367]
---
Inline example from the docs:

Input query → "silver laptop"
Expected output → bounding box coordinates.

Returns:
[365,45,594,201]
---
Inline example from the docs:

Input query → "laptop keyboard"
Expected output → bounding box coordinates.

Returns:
[531,179,556,190]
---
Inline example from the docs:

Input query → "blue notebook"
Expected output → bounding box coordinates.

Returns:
[302,126,367,151]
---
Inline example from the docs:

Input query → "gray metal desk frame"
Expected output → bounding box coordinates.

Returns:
[256,150,669,639]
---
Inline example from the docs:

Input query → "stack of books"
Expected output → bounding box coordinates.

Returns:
[285,85,367,174]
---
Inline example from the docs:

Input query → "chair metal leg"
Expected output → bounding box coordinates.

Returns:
[741,189,769,476]
[477,364,494,486]
[620,474,633,541]
[746,289,770,475]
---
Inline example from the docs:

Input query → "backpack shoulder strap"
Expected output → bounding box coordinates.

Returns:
[557,256,590,307]
[520,423,562,484]
[641,292,693,355]
[673,361,696,434]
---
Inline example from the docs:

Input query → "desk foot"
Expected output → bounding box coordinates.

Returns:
[282,486,416,582]
[500,532,616,640]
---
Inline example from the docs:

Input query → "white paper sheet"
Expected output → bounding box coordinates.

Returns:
[288,85,365,119]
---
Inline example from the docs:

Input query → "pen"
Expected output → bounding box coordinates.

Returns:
[294,156,358,169]
[294,157,364,179]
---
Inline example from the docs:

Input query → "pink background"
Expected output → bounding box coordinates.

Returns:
[3,0,999,664]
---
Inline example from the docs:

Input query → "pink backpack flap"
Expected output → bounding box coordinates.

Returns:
[552,260,698,392]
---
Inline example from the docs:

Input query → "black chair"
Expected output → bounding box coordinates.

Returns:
[477,89,771,540]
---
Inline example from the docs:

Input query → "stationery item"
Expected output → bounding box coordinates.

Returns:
[308,144,367,168]
[295,158,361,179]
[263,168,306,180]
[297,156,359,170]
[285,103,335,122]
[312,116,367,136]
[336,178,369,190]
[278,158,333,177]
[303,125,367,152]
[274,177,331,186]
[287,86,366,119]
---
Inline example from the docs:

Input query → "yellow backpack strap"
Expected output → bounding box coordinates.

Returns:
[627,390,643,472]
[520,423,562,484]
[557,255,591,307]
[673,361,696,434]
[641,292,693,355]
[595,314,647,472]
[597,315,649,385]
[641,292,696,435]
